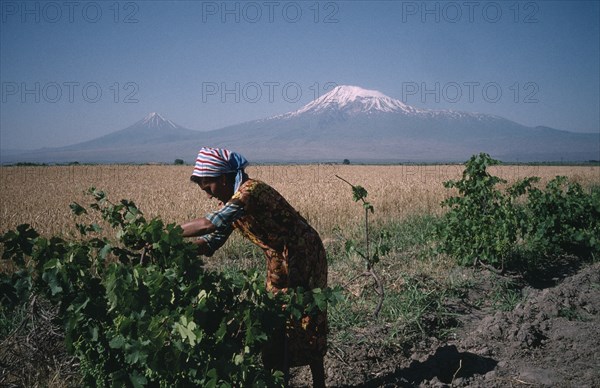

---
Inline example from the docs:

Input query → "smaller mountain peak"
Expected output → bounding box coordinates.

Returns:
[145,112,164,120]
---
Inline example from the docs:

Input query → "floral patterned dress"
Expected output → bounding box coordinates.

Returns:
[201,179,328,367]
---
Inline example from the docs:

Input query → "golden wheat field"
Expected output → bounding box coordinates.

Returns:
[1,164,599,240]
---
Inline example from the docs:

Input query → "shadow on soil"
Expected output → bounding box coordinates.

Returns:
[511,254,587,289]
[338,345,497,388]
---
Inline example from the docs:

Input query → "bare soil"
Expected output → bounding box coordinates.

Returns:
[291,261,600,387]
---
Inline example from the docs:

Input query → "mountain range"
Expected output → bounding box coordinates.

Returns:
[2,86,599,163]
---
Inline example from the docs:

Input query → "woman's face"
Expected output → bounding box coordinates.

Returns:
[196,175,233,203]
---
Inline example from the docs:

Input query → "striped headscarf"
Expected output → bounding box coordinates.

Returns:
[192,147,249,192]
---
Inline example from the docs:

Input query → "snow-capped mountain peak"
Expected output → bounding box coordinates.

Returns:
[140,112,178,129]
[323,85,388,102]
[289,85,424,117]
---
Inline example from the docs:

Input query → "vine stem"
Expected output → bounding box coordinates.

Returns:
[139,246,147,266]
[340,269,384,318]
[335,175,371,263]
[365,206,370,268]
[334,174,353,187]
[369,268,384,318]
[335,175,383,318]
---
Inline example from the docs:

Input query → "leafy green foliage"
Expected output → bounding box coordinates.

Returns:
[438,153,519,267]
[438,153,600,269]
[518,176,600,259]
[0,188,340,387]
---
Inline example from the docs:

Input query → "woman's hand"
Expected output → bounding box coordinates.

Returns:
[190,238,213,256]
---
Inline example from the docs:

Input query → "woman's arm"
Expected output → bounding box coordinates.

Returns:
[180,201,244,238]
[181,201,244,256]
[180,217,216,237]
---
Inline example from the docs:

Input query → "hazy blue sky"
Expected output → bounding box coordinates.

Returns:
[1,0,599,149]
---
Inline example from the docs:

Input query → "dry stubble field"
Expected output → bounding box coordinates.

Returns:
[1,164,598,240]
